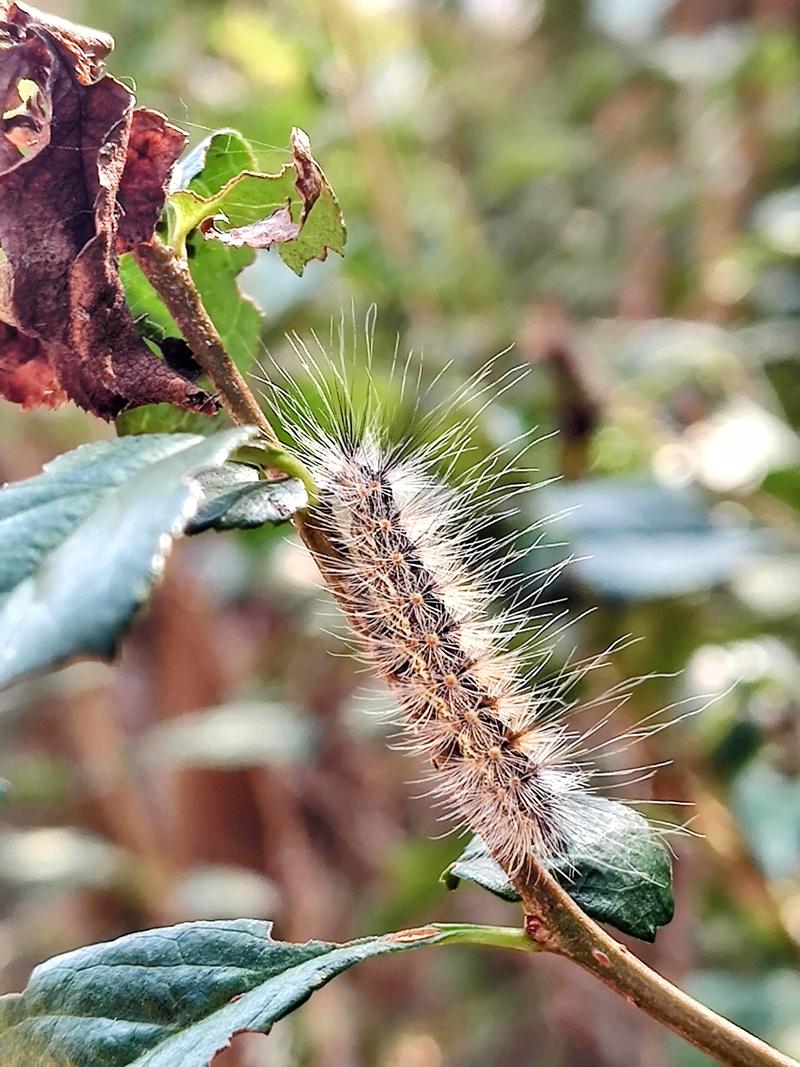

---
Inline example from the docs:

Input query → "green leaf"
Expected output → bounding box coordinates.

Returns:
[442,798,674,942]
[442,835,520,902]
[0,428,255,690]
[0,919,527,1066]
[120,255,180,338]
[118,129,344,438]
[171,127,258,193]
[117,130,266,437]
[168,127,346,275]
[116,254,224,437]
[177,130,264,386]
[277,181,348,276]
[186,463,308,534]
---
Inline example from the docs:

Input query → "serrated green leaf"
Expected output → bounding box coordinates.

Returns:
[168,127,346,276]
[0,428,255,690]
[186,463,308,533]
[278,184,346,275]
[442,798,674,942]
[0,919,502,1066]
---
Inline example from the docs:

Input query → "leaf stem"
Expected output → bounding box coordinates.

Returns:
[134,238,281,441]
[430,923,537,953]
[134,237,350,594]
[135,233,799,1067]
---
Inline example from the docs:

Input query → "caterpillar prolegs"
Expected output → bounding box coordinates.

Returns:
[267,331,676,877]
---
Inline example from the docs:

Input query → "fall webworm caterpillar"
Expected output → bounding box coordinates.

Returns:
[260,315,693,877]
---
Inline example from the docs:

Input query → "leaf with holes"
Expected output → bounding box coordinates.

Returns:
[0,427,255,690]
[168,127,346,273]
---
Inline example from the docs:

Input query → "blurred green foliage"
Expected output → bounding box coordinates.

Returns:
[1,1,799,1065]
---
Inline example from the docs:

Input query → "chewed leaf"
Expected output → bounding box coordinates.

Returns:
[277,179,347,275]
[199,203,300,248]
[0,428,255,690]
[0,919,445,1066]
[119,129,345,436]
[186,463,308,533]
[169,127,346,274]
[170,126,257,192]
[443,799,674,942]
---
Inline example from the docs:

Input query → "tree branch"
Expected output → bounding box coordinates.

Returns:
[135,234,799,1067]
[512,863,797,1067]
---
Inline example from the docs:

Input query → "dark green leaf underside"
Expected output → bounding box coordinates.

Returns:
[443,798,674,942]
[186,464,307,533]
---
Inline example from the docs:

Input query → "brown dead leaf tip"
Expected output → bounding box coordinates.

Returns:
[116,109,188,252]
[0,323,65,408]
[0,4,215,419]
[289,126,323,221]
[5,2,113,85]
[198,203,301,249]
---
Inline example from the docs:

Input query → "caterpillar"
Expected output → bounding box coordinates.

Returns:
[265,324,677,877]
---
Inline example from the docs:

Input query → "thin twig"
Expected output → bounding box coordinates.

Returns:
[513,863,797,1067]
[135,234,799,1067]
[133,238,359,600]
[134,240,275,437]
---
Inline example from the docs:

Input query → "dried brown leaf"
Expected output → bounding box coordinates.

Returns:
[0,5,215,417]
[117,108,188,253]
[0,323,64,408]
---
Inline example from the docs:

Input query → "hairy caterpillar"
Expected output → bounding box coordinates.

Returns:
[265,325,679,877]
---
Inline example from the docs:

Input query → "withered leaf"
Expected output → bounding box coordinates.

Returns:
[4,2,113,85]
[0,3,216,418]
[117,108,187,253]
[0,323,64,408]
